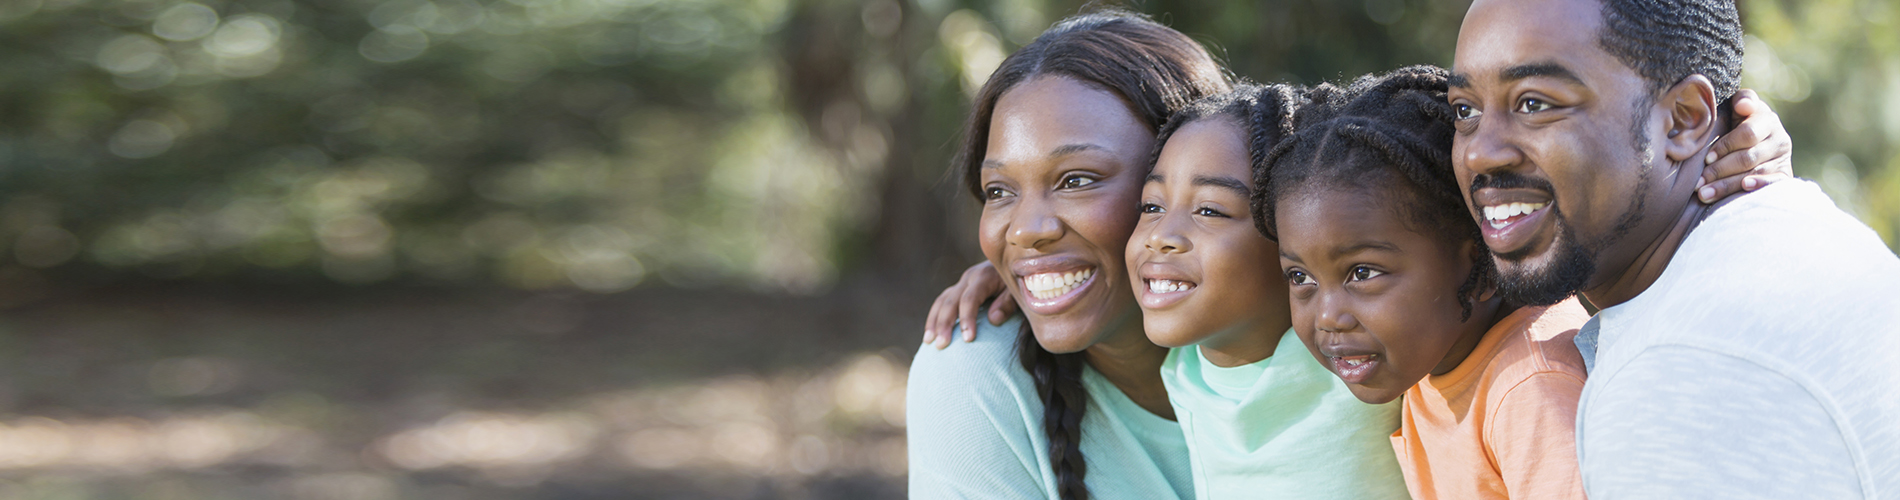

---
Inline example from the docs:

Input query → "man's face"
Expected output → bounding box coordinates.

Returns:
[1448,0,1680,305]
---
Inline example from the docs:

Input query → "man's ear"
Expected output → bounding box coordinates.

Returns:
[1662,74,1720,163]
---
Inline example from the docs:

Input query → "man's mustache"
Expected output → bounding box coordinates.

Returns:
[1469,172,1557,196]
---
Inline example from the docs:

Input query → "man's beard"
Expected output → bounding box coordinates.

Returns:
[1494,216,1597,306]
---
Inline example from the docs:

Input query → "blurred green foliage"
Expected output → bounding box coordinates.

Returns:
[0,0,1893,299]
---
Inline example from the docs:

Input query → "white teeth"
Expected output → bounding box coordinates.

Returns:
[1145,279,1195,294]
[1482,202,1549,223]
[1025,268,1094,300]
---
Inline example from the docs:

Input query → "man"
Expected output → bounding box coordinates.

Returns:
[1448,0,1900,497]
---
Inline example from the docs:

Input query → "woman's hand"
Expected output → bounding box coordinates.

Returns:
[1697,89,1794,204]
[922,261,1014,349]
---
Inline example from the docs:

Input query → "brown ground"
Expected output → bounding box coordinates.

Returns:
[0,279,931,499]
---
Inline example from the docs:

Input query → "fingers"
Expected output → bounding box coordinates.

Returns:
[1698,90,1793,204]
[955,280,989,345]
[929,279,970,346]
[989,292,1017,326]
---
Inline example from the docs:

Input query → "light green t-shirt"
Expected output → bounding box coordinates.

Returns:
[1160,329,1411,500]
[907,313,1193,499]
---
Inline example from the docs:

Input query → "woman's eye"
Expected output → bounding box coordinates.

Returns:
[1194,207,1227,218]
[1287,270,1313,286]
[1516,98,1553,114]
[1061,176,1096,189]
[1454,103,1479,121]
[1349,265,1385,282]
[985,187,1013,201]
[1140,203,1163,214]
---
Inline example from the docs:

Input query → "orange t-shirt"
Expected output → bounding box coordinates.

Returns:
[1390,297,1591,500]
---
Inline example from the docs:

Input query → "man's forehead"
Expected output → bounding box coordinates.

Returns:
[1454,0,1605,83]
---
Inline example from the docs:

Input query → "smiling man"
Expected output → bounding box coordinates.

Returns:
[1449,0,1900,497]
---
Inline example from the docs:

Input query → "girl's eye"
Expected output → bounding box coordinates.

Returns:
[1140,203,1163,214]
[1061,176,1096,189]
[985,187,1014,201]
[1288,270,1314,286]
[1194,207,1228,218]
[1349,265,1385,282]
[1516,98,1553,114]
[1454,103,1479,121]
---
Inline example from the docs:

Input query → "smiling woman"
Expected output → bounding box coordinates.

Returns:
[906,10,1228,500]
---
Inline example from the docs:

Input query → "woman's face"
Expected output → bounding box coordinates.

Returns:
[1127,119,1290,351]
[978,76,1154,353]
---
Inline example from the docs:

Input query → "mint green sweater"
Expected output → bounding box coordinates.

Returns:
[907,314,1193,499]
[1160,330,1411,500]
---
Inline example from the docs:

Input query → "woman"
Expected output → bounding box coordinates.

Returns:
[905,10,1225,500]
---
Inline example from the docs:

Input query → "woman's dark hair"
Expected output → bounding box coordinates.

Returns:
[953,10,1228,500]
[1251,65,1497,319]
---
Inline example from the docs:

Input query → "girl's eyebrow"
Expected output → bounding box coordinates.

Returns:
[1192,175,1251,197]
[1329,241,1402,260]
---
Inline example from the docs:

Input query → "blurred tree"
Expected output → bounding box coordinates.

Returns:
[0,0,1891,303]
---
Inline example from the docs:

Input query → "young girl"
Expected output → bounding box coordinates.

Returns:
[905,11,1227,500]
[1259,66,1590,499]
[1125,84,1409,498]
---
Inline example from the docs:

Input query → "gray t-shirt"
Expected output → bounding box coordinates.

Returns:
[1574,180,1900,498]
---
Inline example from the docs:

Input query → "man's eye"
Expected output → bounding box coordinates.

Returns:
[1454,103,1479,120]
[1194,207,1227,218]
[1288,270,1313,286]
[985,187,1014,201]
[1140,203,1163,214]
[1061,176,1096,189]
[1349,265,1385,282]
[1516,98,1553,113]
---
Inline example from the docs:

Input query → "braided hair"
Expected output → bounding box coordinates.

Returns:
[1148,83,1303,193]
[953,10,1229,500]
[1252,66,1498,319]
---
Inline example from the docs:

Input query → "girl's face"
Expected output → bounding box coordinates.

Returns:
[1275,183,1493,404]
[978,76,1154,353]
[1127,119,1290,352]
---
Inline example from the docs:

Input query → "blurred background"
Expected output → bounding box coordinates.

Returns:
[0,0,1891,497]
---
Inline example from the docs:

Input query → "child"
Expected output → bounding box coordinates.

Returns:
[1124,83,1410,499]
[1258,66,1590,500]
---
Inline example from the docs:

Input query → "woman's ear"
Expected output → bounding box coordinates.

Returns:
[1661,74,1721,164]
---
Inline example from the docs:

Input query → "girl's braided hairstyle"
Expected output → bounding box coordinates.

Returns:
[1251,65,1498,319]
[953,10,1229,500]
[1148,83,1304,192]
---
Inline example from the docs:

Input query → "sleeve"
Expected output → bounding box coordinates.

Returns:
[905,331,1054,499]
[1487,371,1586,500]
[1577,346,1862,499]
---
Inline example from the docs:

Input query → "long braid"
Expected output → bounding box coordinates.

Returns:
[1016,324,1090,500]
[1255,65,1497,318]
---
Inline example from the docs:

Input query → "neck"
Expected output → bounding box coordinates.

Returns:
[1430,298,1514,376]
[1084,314,1175,420]
[1197,316,1287,368]
[1583,178,1710,309]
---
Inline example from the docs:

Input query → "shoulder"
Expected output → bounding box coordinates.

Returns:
[906,314,1056,498]
[1577,345,1861,497]
[908,313,1036,412]
[1485,300,1590,394]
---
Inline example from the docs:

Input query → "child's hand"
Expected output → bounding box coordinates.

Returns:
[1697,89,1794,204]
[922,261,1013,349]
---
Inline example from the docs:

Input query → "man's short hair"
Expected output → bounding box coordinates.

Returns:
[1596,0,1744,101]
